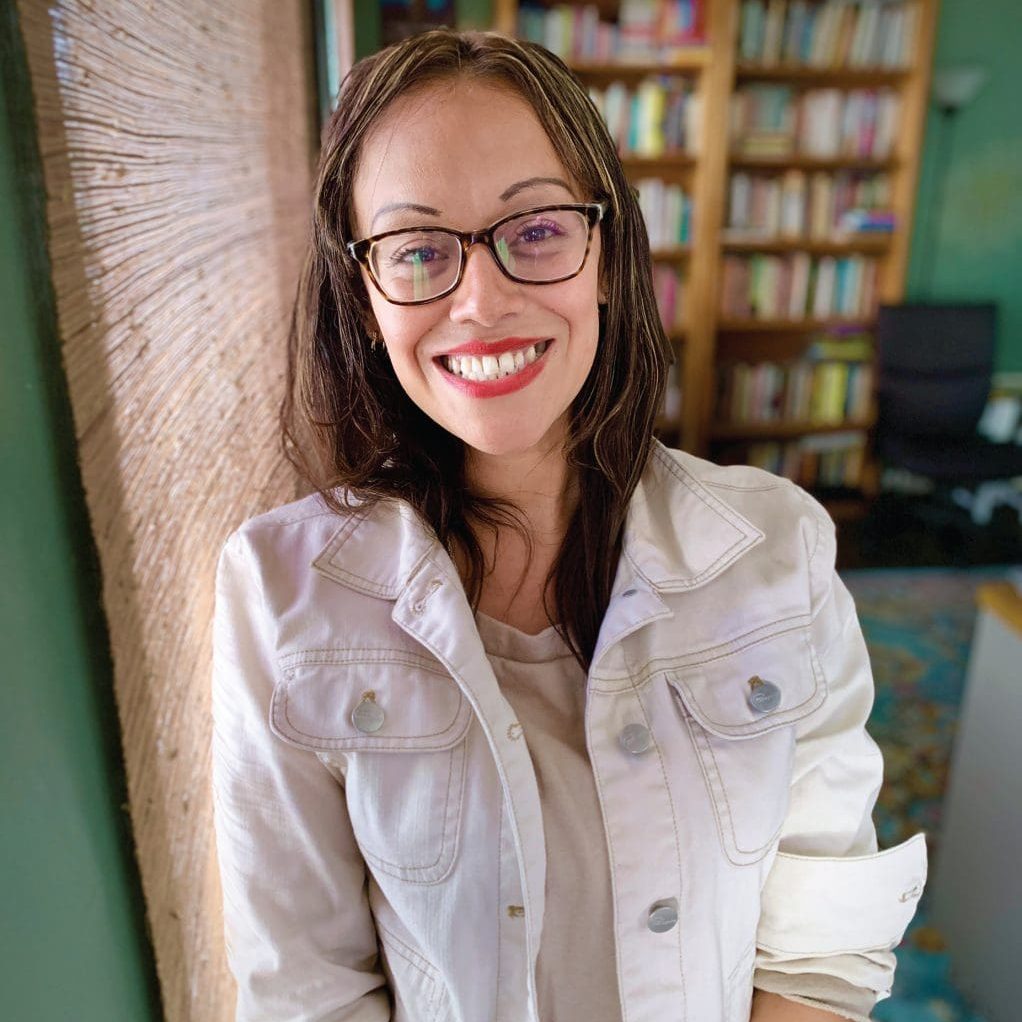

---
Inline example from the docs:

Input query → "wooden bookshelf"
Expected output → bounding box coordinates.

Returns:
[734,63,910,85]
[711,413,877,438]
[721,237,892,255]
[493,0,938,506]
[729,154,899,171]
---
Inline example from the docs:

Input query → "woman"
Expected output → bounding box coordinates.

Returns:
[211,28,927,1022]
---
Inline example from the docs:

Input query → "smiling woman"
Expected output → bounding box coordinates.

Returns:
[211,26,928,1022]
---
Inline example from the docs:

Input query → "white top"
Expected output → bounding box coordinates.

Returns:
[475,611,877,1022]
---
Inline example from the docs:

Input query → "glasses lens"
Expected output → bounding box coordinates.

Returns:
[370,230,461,303]
[494,208,590,282]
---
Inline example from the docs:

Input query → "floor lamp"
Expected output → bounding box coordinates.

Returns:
[919,65,988,297]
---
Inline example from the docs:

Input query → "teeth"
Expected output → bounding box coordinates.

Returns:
[443,340,551,382]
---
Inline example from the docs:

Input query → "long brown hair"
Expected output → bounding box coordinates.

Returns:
[281,27,671,670]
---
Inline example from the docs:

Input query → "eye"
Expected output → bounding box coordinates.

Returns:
[515,217,566,245]
[388,244,447,266]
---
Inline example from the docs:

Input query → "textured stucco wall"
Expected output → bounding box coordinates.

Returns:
[15,2,317,1017]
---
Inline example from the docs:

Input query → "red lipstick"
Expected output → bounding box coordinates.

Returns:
[437,340,554,399]
[439,336,547,358]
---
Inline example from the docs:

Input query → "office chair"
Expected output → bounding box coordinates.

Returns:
[873,302,1022,530]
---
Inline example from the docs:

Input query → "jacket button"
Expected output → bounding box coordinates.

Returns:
[352,694,385,733]
[747,676,781,713]
[647,899,678,933]
[619,723,653,755]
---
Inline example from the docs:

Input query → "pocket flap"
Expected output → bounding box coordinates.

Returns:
[270,650,472,752]
[667,627,827,738]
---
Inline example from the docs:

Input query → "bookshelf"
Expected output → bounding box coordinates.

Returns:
[492,0,938,518]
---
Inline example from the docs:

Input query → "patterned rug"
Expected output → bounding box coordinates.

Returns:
[840,565,1015,1022]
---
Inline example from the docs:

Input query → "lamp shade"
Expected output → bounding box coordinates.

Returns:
[932,65,988,112]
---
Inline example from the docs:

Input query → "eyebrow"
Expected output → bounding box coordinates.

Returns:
[369,176,576,232]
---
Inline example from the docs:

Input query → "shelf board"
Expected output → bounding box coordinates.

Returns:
[651,245,691,261]
[619,153,697,170]
[717,317,876,332]
[729,154,897,172]
[721,236,892,255]
[710,418,875,440]
[821,495,871,522]
[568,50,711,76]
[734,62,911,86]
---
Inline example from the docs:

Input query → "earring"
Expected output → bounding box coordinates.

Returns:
[367,327,382,350]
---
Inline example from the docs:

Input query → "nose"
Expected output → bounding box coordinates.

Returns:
[447,240,525,327]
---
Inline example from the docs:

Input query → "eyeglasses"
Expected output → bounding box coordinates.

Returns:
[346,201,607,306]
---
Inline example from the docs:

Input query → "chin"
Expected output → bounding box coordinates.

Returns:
[455,420,560,459]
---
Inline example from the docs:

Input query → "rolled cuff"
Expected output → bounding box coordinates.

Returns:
[755,831,926,1010]
[758,832,927,957]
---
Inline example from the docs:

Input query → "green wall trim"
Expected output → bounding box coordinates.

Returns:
[0,8,162,1020]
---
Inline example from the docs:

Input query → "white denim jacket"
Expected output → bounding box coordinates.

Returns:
[211,442,927,1022]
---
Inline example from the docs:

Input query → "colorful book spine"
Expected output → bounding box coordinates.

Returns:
[720,253,880,321]
[636,178,693,248]
[732,85,900,159]
[737,0,914,68]
[716,330,876,427]
[520,1,707,64]
[589,76,699,157]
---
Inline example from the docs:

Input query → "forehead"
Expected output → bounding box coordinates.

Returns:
[351,79,578,235]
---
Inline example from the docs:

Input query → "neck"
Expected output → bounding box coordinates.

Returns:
[465,435,578,543]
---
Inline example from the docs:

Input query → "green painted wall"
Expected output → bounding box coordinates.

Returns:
[905,0,1022,372]
[353,0,493,59]
[0,11,160,1022]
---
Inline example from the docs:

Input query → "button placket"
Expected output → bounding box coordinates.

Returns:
[647,897,679,933]
[618,722,653,755]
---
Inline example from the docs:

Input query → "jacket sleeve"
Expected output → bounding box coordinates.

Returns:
[751,487,928,1021]
[211,528,391,1022]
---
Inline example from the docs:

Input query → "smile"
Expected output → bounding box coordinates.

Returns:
[440,339,552,382]
[435,339,554,399]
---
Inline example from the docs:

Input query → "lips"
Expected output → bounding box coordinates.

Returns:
[436,338,553,398]
[442,339,552,381]
[438,336,550,358]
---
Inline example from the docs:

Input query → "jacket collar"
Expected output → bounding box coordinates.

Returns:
[310,441,764,598]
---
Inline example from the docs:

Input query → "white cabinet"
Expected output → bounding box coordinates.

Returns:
[932,582,1022,1022]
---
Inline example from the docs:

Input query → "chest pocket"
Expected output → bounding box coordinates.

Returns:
[666,627,826,866]
[270,651,473,884]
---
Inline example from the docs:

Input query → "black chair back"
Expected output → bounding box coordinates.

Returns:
[875,302,998,439]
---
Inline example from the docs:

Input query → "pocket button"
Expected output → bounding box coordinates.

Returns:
[619,723,653,755]
[352,693,386,733]
[746,676,781,714]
